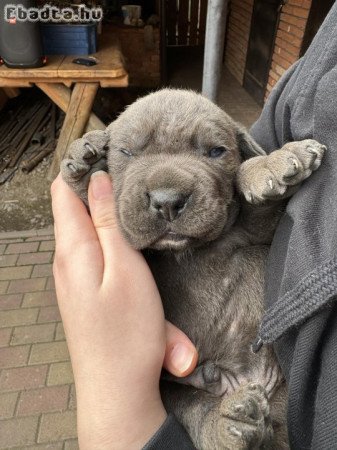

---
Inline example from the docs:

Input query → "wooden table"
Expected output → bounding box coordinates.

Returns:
[0,32,128,179]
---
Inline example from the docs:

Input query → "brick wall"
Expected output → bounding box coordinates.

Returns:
[224,0,312,101]
[112,25,160,88]
[266,0,312,98]
[224,0,254,85]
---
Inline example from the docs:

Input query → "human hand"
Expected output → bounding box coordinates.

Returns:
[51,172,197,449]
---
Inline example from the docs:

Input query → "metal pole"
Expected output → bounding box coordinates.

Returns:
[202,0,229,103]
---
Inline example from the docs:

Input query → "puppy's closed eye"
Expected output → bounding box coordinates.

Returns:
[120,148,133,157]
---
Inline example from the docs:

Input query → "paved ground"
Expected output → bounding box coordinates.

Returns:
[0,227,78,450]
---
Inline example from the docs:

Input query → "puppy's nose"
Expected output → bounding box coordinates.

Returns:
[148,189,189,222]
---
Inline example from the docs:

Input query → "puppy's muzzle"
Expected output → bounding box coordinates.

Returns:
[148,188,190,222]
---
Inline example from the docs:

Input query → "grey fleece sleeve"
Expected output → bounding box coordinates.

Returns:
[142,414,196,450]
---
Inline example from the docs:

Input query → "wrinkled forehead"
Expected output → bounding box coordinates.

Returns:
[108,91,236,152]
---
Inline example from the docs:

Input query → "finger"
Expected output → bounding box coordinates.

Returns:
[51,173,95,242]
[88,171,136,267]
[163,321,198,377]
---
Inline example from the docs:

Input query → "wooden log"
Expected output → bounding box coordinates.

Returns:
[48,82,99,181]
[3,87,20,98]
[36,82,105,132]
[0,88,8,110]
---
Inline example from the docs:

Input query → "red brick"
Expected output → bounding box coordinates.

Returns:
[0,365,48,391]
[38,306,61,323]
[22,290,57,308]
[280,12,307,28]
[32,263,53,278]
[11,323,56,345]
[0,254,18,267]
[5,241,39,254]
[0,328,12,347]
[0,345,30,369]
[17,251,53,266]
[17,385,70,416]
[8,277,46,294]
[0,293,22,310]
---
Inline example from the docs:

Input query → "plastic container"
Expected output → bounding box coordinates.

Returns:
[41,23,97,55]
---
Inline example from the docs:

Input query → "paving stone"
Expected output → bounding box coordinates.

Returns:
[22,291,57,308]
[0,345,30,369]
[0,293,22,310]
[0,308,38,328]
[8,277,46,294]
[39,241,55,252]
[55,322,65,341]
[5,241,39,255]
[17,252,53,266]
[0,254,18,267]
[19,444,63,450]
[26,236,55,243]
[64,439,79,450]
[29,341,69,365]
[37,228,54,237]
[0,415,39,448]
[38,410,77,443]
[0,244,5,255]
[11,323,56,345]
[0,392,18,419]
[0,328,12,347]
[0,281,8,294]
[0,266,32,281]
[68,384,77,410]
[32,264,53,278]
[0,365,48,391]
[38,306,61,323]
[47,362,74,386]
[46,277,55,290]
[17,385,70,416]
[0,238,23,244]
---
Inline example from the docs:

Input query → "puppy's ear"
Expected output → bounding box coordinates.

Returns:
[237,128,266,160]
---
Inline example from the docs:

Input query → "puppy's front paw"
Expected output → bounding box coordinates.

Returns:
[61,130,109,204]
[237,139,326,204]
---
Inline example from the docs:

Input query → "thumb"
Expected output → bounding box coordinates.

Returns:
[88,170,131,265]
[163,321,198,377]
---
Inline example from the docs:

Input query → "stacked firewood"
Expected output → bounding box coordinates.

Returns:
[0,92,64,184]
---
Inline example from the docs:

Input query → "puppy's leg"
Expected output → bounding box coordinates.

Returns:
[61,130,109,205]
[235,140,326,244]
[201,383,273,450]
[237,139,326,204]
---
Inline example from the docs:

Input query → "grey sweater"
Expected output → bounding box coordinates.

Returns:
[145,3,337,448]
[251,2,337,448]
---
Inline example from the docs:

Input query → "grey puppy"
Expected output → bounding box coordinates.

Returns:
[61,89,325,449]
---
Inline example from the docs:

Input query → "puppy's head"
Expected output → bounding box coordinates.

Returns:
[107,89,263,251]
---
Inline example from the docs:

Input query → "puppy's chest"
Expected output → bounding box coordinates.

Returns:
[146,251,245,350]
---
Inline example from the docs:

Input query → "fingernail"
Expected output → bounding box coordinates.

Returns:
[170,344,195,374]
[90,171,112,200]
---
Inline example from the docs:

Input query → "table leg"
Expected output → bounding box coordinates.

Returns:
[48,82,100,181]
[36,82,105,133]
